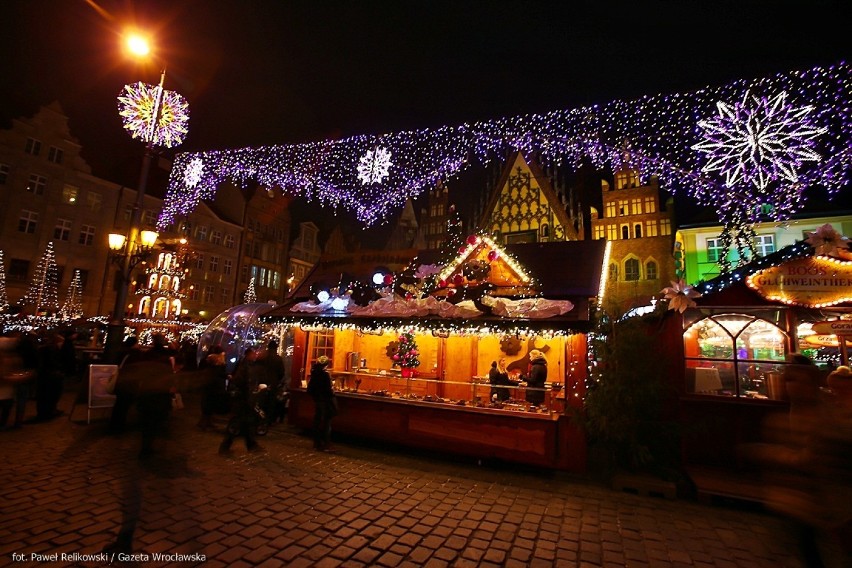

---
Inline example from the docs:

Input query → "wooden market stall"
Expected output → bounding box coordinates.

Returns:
[265,239,609,472]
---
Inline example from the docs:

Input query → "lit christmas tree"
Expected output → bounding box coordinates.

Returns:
[243,276,257,303]
[59,270,84,320]
[0,250,9,312]
[393,329,420,369]
[18,242,60,315]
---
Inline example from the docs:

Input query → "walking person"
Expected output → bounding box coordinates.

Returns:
[307,355,337,452]
[263,340,286,424]
[219,349,263,454]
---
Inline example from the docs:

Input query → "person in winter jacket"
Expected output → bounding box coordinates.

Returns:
[525,350,547,406]
[307,355,336,451]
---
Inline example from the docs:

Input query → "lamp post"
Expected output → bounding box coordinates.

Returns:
[103,33,188,362]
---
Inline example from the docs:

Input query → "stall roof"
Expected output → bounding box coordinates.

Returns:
[265,240,607,333]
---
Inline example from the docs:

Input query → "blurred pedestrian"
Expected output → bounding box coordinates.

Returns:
[198,346,228,431]
[307,355,337,452]
[264,340,286,424]
[33,334,65,421]
[219,349,262,454]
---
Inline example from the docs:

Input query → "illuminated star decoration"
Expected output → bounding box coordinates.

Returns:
[805,223,850,256]
[184,157,204,188]
[117,81,189,148]
[661,280,702,313]
[357,146,393,185]
[692,90,827,191]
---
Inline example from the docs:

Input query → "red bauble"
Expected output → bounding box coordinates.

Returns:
[458,246,466,254]
[487,249,498,262]
[453,274,465,286]
[447,289,456,296]
[383,273,394,285]
[466,235,478,245]
[438,279,448,288]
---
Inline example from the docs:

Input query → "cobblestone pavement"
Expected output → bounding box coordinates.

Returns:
[0,389,813,568]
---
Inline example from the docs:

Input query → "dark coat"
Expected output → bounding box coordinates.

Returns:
[526,357,547,405]
[308,363,333,402]
[489,367,511,401]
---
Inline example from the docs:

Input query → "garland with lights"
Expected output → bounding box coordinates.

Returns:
[18,242,60,315]
[243,277,257,304]
[161,64,852,232]
[0,250,9,312]
[59,270,84,320]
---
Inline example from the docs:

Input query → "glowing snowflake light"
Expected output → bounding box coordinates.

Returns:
[357,146,393,185]
[184,157,204,188]
[118,81,189,148]
[692,90,826,191]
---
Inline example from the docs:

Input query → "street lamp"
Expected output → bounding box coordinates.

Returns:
[103,33,189,362]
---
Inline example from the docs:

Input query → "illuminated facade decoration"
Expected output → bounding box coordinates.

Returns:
[135,248,187,319]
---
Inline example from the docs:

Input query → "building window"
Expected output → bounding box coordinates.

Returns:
[223,259,233,275]
[755,235,775,256]
[593,225,605,240]
[224,234,235,249]
[0,163,9,184]
[203,285,215,303]
[631,199,642,215]
[241,265,249,284]
[123,205,133,221]
[196,225,208,241]
[221,288,230,304]
[615,171,628,189]
[310,330,335,365]
[609,263,618,281]
[188,287,200,301]
[18,210,38,233]
[660,219,671,236]
[142,210,157,228]
[618,200,629,216]
[62,184,79,204]
[621,225,630,240]
[605,202,616,218]
[625,258,640,281]
[87,192,102,212]
[644,197,656,213]
[26,174,47,195]
[634,224,642,238]
[54,218,72,241]
[48,146,64,164]
[78,224,95,246]
[25,138,41,156]
[707,238,723,263]
[646,261,658,280]
[211,230,222,245]
[209,255,219,272]
[8,259,30,281]
[607,225,619,240]
[195,254,205,270]
[645,220,658,237]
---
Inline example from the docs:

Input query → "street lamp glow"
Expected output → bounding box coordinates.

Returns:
[126,33,151,57]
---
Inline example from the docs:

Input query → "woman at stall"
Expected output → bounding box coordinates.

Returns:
[525,350,547,406]
[489,358,512,402]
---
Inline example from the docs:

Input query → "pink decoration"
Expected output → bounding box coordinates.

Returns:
[487,250,498,262]
[466,235,478,246]
[383,273,394,285]
[453,274,465,286]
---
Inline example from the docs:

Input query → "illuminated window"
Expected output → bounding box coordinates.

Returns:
[605,202,616,218]
[62,184,78,204]
[607,225,619,240]
[309,330,335,366]
[645,220,658,237]
[659,219,671,235]
[618,200,628,216]
[631,199,642,215]
[593,225,605,240]
[615,171,628,189]
[755,235,775,256]
[707,238,723,263]
[644,197,656,213]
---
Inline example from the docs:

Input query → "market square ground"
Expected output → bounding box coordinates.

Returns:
[0,389,816,567]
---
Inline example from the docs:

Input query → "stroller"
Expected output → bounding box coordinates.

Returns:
[227,384,270,437]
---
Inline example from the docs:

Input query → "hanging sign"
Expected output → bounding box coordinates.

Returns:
[803,334,851,347]
[746,256,852,308]
[811,320,852,336]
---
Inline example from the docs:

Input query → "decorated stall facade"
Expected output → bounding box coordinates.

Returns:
[265,238,608,471]
[667,225,852,471]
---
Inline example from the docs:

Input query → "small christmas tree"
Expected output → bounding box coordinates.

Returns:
[59,270,84,320]
[0,250,9,312]
[18,242,60,314]
[243,276,257,303]
[393,329,420,369]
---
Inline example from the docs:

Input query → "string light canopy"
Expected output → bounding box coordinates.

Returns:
[160,63,851,229]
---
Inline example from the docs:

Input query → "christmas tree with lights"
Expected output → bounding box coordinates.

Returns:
[59,270,84,320]
[243,276,257,304]
[18,242,60,314]
[0,250,9,312]
[394,329,420,369]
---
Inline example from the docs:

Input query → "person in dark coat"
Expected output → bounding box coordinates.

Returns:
[264,340,286,424]
[489,358,512,402]
[307,355,336,452]
[219,349,262,454]
[34,334,65,421]
[198,345,228,430]
[525,350,547,406]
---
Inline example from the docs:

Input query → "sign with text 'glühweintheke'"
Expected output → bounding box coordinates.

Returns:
[746,256,852,308]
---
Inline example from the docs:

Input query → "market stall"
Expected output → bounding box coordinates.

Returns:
[264,238,608,471]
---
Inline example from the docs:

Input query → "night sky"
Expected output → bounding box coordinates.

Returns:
[1,0,849,238]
